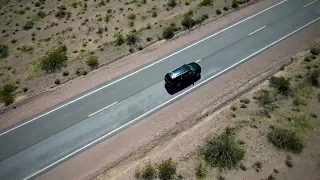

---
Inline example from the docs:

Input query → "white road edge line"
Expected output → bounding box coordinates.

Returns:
[0,0,288,136]
[88,102,118,117]
[195,59,201,63]
[304,0,317,7]
[248,26,267,36]
[24,17,320,180]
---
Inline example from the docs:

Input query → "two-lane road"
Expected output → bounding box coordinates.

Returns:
[0,0,319,179]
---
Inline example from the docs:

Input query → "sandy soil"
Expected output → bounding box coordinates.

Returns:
[1,0,273,130]
[0,0,249,108]
[36,13,320,180]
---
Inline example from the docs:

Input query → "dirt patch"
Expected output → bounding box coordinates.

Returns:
[0,0,278,130]
[36,16,320,180]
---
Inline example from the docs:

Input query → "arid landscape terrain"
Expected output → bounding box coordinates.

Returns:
[0,0,256,108]
[0,0,319,180]
[93,44,320,180]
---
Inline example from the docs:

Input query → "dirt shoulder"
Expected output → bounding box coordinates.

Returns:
[36,15,320,180]
[0,0,279,130]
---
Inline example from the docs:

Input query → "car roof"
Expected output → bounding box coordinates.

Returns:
[168,64,191,79]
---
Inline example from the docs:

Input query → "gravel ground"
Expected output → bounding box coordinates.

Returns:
[35,1,320,180]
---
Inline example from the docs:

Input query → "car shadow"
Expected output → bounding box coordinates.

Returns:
[164,76,201,95]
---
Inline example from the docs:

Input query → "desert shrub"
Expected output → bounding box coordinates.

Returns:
[253,161,262,172]
[129,47,135,53]
[240,104,247,108]
[113,31,125,46]
[127,13,136,20]
[232,0,239,8]
[216,9,221,15]
[0,44,9,59]
[37,11,46,18]
[240,98,250,104]
[309,69,320,87]
[239,163,247,171]
[318,93,320,102]
[104,14,112,22]
[230,105,237,111]
[146,37,152,42]
[62,71,69,76]
[167,0,177,8]
[269,76,291,95]
[158,158,177,180]
[76,68,88,76]
[0,83,17,106]
[141,162,157,180]
[55,79,61,84]
[181,14,196,30]
[195,162,207,179]
[19,45,34,53]
[138,46,143,50]
[162,26,175,40]
[223,6,229,11]
[200,0,213,6]
[34,1,41,7]
[23,87,28,92]
[285,155,293,168]
[86,56,99,70]
[128,20,134,27]
[152,11,157,17]
[310,46,320,55]
[23,20,34,30]
[126,31,139,45]
[201,128,245,169]
[40,46,68,73]
[304,56,311,62]
[255,89,276,110]
[267,127,304,153]
[55,9,66,18]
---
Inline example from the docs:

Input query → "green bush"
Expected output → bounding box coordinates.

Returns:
[86,55,99,70]
[267,127,304,153]
[40,46,68,73]
[167,0,177,8]
[309,69,320,87]
[141,162,156,179]
[201,128,245,169]
[162,26,175,40]
[114,31,125,46]
[232,0,239,8]
[181,14,196,30]
[255,89,276,110]
[19,45,34,53]
[37,11,46,18]
[200,0,213,6]
[0,44,9,59]
[0,83,17,106]
[310,46,320,55]
[23,21,34,30]
[158,158,177,180]
[216,9,222,15]
[269,76,291,95]
[76,68,88,76]
[127,13,136,20]
[126,31,139,45]
[195,162,207,179]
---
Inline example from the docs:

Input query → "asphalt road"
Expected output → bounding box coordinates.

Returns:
[0,0,319,179]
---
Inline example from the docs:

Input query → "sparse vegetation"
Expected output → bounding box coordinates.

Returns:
[216,9,221,15]
[181,12,196,30]
[18,45,34,53]
[127,13,136,20]
[0,44,9,59]
[310,46,320,55]
[158,158,177,180]
[162,26,175,40]
[267,127,304,153]
[232,0,239,8]
[269,76,291,95]
[167,0,177,8]
[86,55,99,70]
[114,31,125,46]
[309,69,320,87]
[0,83,17,106]
[23,20,34,30]
[200,0,213,6]
[140,162,157,179]
[285,155,293,168]
[40,45,68,73]
[195,161,207,179]
[126,31,139,45]
[201,128,245,169]
[253,161,262,172]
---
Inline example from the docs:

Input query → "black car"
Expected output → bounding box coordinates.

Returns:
[165,62,201,87]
